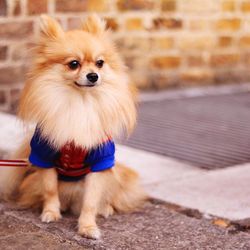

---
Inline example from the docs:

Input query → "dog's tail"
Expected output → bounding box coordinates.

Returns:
[0,137,31,201]
[112,163,147,212]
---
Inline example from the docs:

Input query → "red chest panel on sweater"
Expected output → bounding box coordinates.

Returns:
[56,142,90,177]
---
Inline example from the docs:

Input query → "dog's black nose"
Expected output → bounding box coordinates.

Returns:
[86,73,98,83]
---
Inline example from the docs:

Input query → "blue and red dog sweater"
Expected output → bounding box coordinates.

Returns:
[29,128,115,181]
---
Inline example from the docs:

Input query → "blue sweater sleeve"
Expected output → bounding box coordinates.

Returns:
[29,128,58,168]
[85,140,115,172]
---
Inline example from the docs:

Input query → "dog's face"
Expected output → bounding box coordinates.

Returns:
[19,15,137,148]
[34,15,125,91]
[53,31,108,88]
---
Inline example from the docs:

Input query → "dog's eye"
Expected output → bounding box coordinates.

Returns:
[96,59,104,68]
[68,60,80,70]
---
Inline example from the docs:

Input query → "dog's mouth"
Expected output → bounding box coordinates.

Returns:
[74,81,96,88]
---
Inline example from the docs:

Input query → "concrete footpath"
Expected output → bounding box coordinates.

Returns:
[0,111,250,249]
[117,145,250,221]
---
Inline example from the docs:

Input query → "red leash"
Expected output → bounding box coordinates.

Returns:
[0,159,28,167]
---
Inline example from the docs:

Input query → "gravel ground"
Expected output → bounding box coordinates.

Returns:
[0,200,250,250]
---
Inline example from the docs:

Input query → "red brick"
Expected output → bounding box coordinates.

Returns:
[57,0,110,12]
[189,19,209,30]
[241,1,250,12]
[161,0,176,12]
[218,36,233,47]
[116,37,151,51]
[181,69,214,84]
[210,53,240,67]
[0,90,7,104]
[179,36,214,50]
[0,45,7,60]
[0,66,26,85]
[150,73,179,89]
[187,55,207,67]
[0,21,33,40]
[239,36,250,48]
[242,52,250,65]
[151,56,181,69]
[216,18,241,31]
[123,55,149,70]
[214,69,248,84]
[153,18,182,29]
[68,17,117,31]
[0,0,7,16]
[56,0,88,12]
[8,0,21,16]
[28,0,48,15]
[151,37,174,50]
[105,18,119,31]
[13,0,21,15]
[125,18,143,30]
[117,0,155,11]
[181,0,218,13]
[86,0,110,12]
[11,43,33,61]
[10,88,22,113]
[221,0,235,11]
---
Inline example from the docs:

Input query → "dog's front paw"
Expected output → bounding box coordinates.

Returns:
[41,210,62,223]
[78,224,101,239]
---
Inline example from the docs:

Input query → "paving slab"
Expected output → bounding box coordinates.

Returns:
[116,144,204,185]
[117,145,250,220]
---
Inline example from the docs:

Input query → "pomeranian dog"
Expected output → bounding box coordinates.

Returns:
[0,14,146,239]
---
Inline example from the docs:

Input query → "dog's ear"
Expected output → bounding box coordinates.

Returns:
[82,14,106,35]
[39,15,64,39]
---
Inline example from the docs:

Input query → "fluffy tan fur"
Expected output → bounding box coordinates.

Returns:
[0,14,146,239]
[19,15,137,150]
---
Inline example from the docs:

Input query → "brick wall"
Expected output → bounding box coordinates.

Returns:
[1,0,250,112]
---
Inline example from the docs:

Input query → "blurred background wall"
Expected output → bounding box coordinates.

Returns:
[0,0,250,112]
